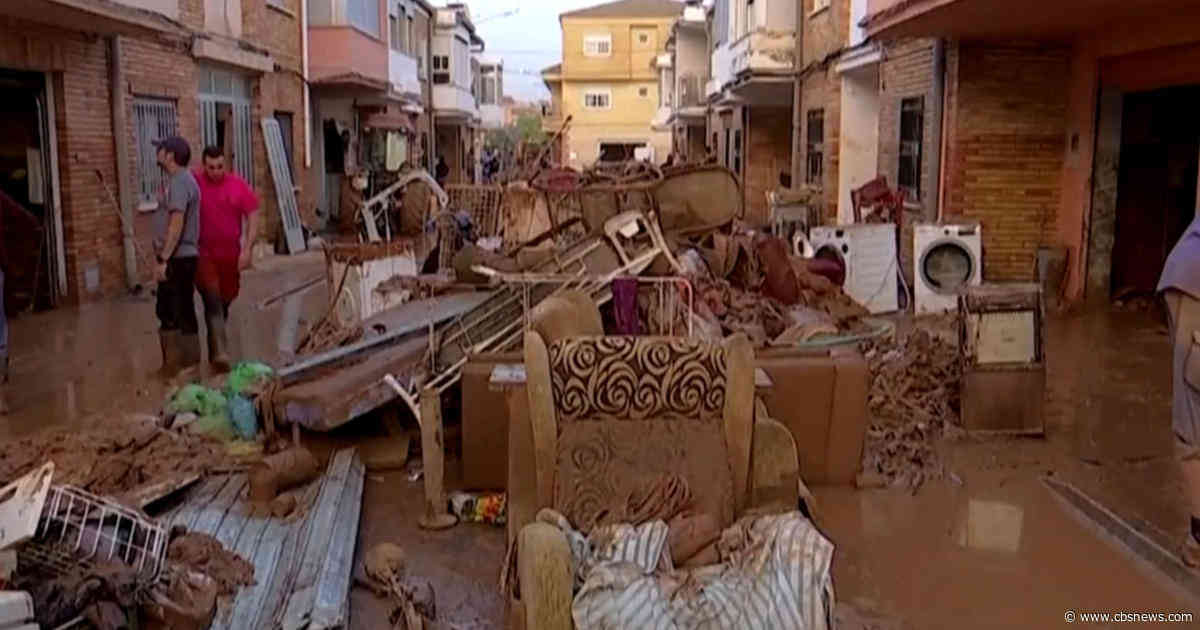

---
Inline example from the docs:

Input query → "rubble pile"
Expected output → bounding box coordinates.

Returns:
[166,532,257,596]
[0,423,224,496]
[860,326,963,489]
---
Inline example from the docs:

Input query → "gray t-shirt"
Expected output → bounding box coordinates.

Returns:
[154,169,201,259]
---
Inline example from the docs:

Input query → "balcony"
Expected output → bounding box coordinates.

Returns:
[389,50,421,100]
[309,26,389,89]
[0,0,184,37]
[729,31,796,78]
[433,84,478,120]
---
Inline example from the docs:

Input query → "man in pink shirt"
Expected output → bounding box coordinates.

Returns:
[194,145,259,371]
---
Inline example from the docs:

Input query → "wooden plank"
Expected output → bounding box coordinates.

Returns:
[268,483,323,630]
[309,452,365,628]
[280,450,357,629]
[189,476,247,536]
[212,505,273,630]
[121,473,200,510]
[165,475,231,531]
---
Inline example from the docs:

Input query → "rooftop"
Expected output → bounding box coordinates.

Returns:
[561,0,683,20]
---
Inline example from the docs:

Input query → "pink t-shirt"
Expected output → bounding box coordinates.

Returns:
[194,170,259,259]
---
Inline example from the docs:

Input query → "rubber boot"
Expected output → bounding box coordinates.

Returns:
[206,312,231,373]
[158,330,181,378]
[178,333,202,371]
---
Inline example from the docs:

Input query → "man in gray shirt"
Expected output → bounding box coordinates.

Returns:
[152,136,201,374]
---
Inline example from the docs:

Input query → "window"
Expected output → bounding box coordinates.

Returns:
[638,32,649,44]
[132,98,178,208]
[812,0,831,14]
[481,76,498,105]
[406,15,414,55]
[432,55,450,84]
[723,128,731,167]
[584,89,611,109]
[733,128,742,175]
[714,0,729,46]
[806,109,824,185]
[638,86,649,98]
[899,96,924,201]
[348,0,380,37]
[389,15,404,52]
[584,34,612,57]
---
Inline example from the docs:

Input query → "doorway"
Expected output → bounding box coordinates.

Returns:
[1109,86,1200,298]
[0,69,59,311]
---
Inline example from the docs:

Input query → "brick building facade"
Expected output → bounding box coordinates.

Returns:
[0,0,311,305]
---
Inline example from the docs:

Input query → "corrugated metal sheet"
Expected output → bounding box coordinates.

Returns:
[262,117,307,254]
[155,449,364,629]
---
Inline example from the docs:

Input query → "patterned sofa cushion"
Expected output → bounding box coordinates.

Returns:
[547,337,728,422]
[547,336,735,531]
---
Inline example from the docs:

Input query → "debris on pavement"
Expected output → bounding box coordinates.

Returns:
[448,491,507,526]
[0,424,225,497]
[166,532,257,596]
[361,542,439,630]
[860,326,964,490]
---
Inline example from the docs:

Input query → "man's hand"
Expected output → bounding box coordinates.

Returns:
[155,262,168,282]
[238,249,253,271]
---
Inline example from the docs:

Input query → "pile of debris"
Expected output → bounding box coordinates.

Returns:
[860,326,963,490]
[0,422,224,497]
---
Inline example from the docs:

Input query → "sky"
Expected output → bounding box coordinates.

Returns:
[459,0,615,102]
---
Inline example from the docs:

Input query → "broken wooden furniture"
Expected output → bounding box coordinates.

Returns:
[958,283,1046,435]
[506,333,802,629]
[359,168,447,243]
[756,346,871,485]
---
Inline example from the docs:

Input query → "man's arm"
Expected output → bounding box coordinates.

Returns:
[239,211,259,269]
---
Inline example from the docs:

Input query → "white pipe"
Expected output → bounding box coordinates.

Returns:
[302,0,311,168]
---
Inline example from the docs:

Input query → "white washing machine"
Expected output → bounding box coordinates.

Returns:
[914,222,983,314]
[810,223,898,314]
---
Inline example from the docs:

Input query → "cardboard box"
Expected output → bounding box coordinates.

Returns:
[461,351,523,490]
[756,346,869,485]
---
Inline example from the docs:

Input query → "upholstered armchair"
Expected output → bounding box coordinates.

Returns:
[505,313,803,629]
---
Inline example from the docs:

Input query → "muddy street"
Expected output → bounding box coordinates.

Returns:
[0,249,1195,628]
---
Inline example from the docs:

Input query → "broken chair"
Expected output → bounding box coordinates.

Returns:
[506,329,809,629]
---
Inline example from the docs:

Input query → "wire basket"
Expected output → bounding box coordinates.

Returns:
[18,484,168,585]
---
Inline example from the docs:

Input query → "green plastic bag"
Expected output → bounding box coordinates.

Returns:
[168,384,229,418]
[227,362,274,396]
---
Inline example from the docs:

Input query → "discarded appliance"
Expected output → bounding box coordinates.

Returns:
[810,224,899,314]
[0,591,35,629]
[915,222,983,314]
[958,283,1045,435]
[2,463,169,586]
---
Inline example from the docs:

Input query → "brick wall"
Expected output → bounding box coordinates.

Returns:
[242,0,312,245]
[746,105,792,225]
[800,69,839,220]
[944,43,1070,281]
[878,39,938,221]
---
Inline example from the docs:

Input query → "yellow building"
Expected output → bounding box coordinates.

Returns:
[543,0,681,168]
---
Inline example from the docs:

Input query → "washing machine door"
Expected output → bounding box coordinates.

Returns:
[813,243,848,287]
[920,239,975,295]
